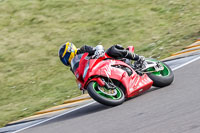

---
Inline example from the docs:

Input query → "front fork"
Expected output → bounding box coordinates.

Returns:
[84,77,105,90]
[84,77,117,93]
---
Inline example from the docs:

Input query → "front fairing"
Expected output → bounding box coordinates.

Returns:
[74,53,153,98]
[84,59,135,87]
[85,59,153,98]
[90,60,127,79]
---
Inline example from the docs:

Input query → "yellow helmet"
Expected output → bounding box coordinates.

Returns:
[59,42,77,66]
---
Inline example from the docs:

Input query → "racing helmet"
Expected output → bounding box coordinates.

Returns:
[59,42,77,66]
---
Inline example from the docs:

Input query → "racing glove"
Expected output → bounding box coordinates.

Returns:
[93,45,105,58]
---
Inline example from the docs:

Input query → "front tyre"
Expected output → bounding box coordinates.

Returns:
[147,60,174,87]
[87,82,125,106]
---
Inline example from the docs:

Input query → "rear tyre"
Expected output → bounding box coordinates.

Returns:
[147,61,174,87]
[87,81,125,106]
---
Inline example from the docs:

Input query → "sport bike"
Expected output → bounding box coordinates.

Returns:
[71,46,174,106]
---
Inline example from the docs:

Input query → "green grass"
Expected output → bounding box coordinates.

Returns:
[0,0,200,127]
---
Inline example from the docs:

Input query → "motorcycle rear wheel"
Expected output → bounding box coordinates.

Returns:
[87,81,125,106]
[146,60,174,87]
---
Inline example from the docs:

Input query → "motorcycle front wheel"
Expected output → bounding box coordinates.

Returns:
[87,81,125,106]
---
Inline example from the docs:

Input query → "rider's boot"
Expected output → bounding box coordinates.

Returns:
[124,51,145,69]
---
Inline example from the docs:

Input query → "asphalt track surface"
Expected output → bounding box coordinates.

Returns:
[16,56,200,133]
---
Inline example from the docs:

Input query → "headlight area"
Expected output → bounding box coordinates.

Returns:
[83,62,90,79]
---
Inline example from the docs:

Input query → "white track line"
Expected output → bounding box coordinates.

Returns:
[13,101,96,133]
[13,55,200,133]
[172,55,200,71]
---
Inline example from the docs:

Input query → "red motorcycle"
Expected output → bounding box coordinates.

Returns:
[71,46,174,106]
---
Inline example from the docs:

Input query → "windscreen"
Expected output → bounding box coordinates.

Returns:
[71,54,84,73]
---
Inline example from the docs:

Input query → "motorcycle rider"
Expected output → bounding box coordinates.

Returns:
[58,42,145,68]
